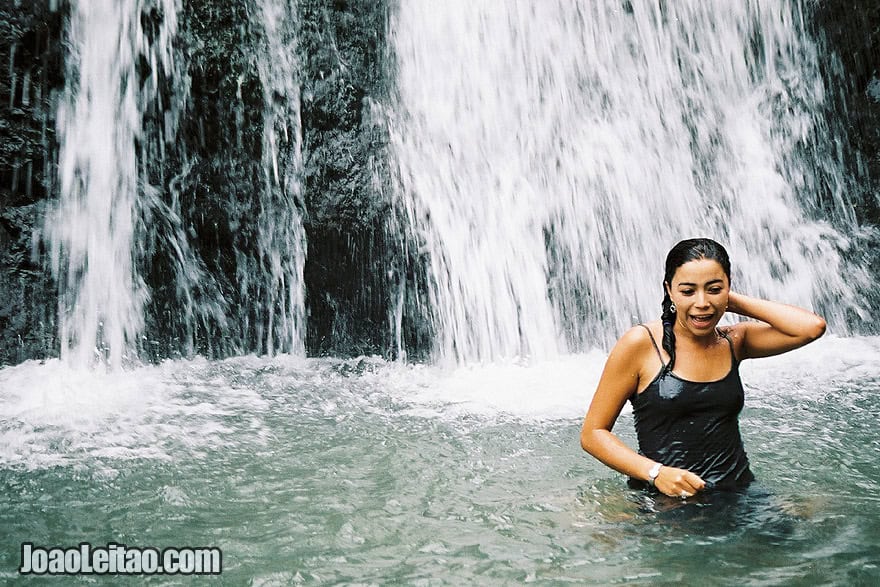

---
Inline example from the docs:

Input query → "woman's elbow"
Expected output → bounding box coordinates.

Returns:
[580,430,590,453]
[580,426,599,454]
[808,315,827,341]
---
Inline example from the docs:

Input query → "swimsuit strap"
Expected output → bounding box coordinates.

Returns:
[717,328,737,363]
[638,324,666,365]
[639,325,735,366]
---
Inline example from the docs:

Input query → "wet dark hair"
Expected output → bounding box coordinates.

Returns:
[661,238,731,372]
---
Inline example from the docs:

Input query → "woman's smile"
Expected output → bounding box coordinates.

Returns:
[689,313,716,329]
[666,257,731,338]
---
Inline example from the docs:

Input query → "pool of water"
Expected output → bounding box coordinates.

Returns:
[1,336,878,584]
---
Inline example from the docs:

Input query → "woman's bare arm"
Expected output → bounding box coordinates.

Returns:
[726,292,826,359]
[580,326,706,497]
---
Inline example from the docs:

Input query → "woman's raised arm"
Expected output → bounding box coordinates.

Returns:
[726,291,826,359]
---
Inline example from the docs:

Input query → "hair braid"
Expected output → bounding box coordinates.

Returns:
[661,290,677,372]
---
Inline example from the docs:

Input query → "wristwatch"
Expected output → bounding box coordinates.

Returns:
[647,463,662,487]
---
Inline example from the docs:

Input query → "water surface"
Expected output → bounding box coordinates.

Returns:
[1,337,878,584]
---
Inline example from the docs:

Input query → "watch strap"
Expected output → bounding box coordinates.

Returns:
[647,463,662,486]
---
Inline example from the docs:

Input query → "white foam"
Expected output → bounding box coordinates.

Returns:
[0,357,271,470]
[373,336,880,421]
[0,337,876,468]
[739,334,880,397]
[377,352,607,422]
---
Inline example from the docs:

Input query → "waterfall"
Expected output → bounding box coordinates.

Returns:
[35,0,872,368]
[251,0,307,356]
[45,0,180,369]
[386,0,870,364]
[44,0,308,367]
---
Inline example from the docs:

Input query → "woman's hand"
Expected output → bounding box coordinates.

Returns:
[654,466,706,499]
[725,290,745,315]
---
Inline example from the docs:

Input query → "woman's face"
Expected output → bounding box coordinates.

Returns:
[665,257,730,336]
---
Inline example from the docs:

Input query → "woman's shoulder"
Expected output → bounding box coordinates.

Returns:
[598,322,663,393]
[718,323,746,361]
[615,321,662,352]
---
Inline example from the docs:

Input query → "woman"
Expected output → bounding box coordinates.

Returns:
[580,238,826,499]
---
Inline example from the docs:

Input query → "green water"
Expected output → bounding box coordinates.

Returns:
[1,338,878,585]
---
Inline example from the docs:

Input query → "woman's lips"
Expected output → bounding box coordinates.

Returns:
[690,314,714,327]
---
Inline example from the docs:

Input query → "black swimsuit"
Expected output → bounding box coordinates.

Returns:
[629,325,754,490]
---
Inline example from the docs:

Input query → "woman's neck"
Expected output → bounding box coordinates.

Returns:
[673,320,721,348]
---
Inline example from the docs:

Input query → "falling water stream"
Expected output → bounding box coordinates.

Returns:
[251,0,307,357]
[3,0,879,584]
[387,0,870,363]
[44,0,178,368]
[43,0,307,369]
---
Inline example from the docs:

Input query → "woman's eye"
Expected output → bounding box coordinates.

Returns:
[709,288,722,294]
[680,290,694,296]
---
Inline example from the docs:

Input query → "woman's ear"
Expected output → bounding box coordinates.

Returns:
[664,281,672,298]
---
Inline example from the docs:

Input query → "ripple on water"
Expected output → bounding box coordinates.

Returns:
[0,339,878,583]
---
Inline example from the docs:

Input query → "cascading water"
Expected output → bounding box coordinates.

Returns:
[45,0,180,369]
[43,0,308,366]
[386,0,872,364]
[251,0,307,356]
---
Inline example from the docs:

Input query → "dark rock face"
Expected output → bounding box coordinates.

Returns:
[811,1,880,323]
[0,0,398,365]
[812,1,880,225]
[0,1,65,364]
[152,0,401,359]
[298,0,399,357]
[0,1,878,366]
